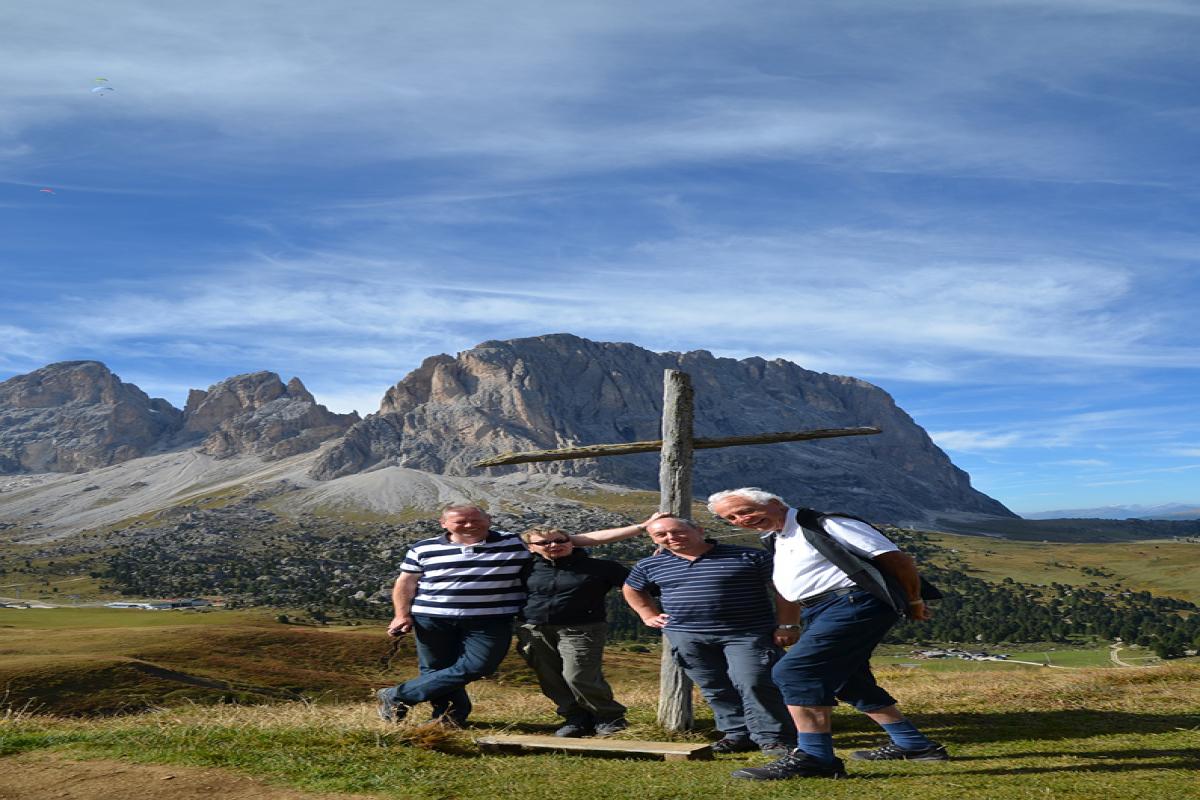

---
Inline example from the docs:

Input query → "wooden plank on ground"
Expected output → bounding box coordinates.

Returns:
[475,734,713,761]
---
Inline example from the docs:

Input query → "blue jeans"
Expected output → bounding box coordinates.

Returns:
[772,589,898,711]
[386,614,513,724]
[665,629,795,746]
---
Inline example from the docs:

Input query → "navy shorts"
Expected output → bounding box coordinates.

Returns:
[771,589,899,711]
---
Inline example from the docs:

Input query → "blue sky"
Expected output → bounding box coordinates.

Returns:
[2,1,1198,514]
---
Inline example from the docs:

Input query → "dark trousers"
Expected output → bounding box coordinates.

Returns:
[517,621,626,724]
[390,614,513,724]
[772,590,899,711]
[665,628,795,745]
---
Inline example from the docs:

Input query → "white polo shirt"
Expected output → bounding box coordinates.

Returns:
[772,508,899,602]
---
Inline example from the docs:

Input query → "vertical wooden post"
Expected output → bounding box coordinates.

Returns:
[657,369,694,731]
[658,370,694,517]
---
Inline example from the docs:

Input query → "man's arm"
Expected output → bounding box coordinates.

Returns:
[388,572,421,636]
[772,589,801,647]
[569,511,664,546]
[622,584,669,629]
[872,551,932,621]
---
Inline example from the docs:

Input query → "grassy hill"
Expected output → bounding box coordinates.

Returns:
[924,531,1200,603]
[927,513,1200,542]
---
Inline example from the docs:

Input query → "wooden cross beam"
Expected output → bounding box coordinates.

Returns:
[471,369,882,731]
[472,427,882,468]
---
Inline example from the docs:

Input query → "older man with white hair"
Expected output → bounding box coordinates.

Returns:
[708,488,947,781]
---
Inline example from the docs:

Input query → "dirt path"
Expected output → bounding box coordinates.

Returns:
[0,752,380,800]
[1109,643,1157,668]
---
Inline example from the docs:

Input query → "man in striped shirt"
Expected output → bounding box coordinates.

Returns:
[376,505,650,727]
[622,516,796,756]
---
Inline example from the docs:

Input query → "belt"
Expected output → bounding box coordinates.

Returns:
[796,586,857,608]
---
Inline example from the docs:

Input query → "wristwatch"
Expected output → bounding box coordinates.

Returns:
[775,624,801,630]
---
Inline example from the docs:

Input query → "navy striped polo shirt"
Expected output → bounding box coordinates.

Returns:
[625,543,776,633]
[400,530,532,617]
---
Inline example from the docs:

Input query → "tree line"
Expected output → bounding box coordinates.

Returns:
[98,516,1199,657]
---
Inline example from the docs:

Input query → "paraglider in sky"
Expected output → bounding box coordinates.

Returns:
[39,188,55,195]
[91,85,114,94]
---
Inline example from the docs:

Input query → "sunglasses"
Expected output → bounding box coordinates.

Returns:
[529,539,570,546]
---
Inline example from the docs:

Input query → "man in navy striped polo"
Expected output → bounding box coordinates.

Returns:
[376,504,649,727]
[622,516,796,756]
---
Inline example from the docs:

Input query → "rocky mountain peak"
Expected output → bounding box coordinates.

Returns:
[182,371,359,460]
[0,363,359,474]
[312,333,1015,525]
[0,361,182,473]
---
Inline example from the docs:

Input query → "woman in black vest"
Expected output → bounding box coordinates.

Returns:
[517,527,632,738]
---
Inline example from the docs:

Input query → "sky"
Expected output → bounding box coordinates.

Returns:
[2,1,1198,515]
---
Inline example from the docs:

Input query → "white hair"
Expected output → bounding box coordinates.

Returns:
[706,487,785,514]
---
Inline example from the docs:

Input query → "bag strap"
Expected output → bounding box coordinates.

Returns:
[796,514,905,613]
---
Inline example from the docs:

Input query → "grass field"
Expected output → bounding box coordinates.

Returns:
[3,661,1198,800]
[924,531,1200,602]
[0,608,666,716]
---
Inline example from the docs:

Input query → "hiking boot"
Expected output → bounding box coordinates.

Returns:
[731,749,847,780]
[554,722,595,738]
[375,688,408,723]
[593,718,628,737]
[850,741,949,761]
[711,737,758,754]
[759,742,793,758]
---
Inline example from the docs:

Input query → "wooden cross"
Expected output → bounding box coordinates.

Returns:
[473,369,881,730]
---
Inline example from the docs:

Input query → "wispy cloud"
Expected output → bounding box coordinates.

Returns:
[4,1,1198,186]
[5,233,1195,397]
[929,429,1023,451]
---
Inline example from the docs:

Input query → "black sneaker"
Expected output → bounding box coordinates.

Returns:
[850,741,949,761]
[375,688,409,723]
[593,718,628,737]
[759,742,793,758]
[711,737,758,754]
[554,722,595,738]
[731,749,847,780]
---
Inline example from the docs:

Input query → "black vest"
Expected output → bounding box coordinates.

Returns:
[762,508,941,618]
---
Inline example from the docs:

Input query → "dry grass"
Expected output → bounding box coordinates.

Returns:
[6,664,1199,800]
[873,663,1200,714]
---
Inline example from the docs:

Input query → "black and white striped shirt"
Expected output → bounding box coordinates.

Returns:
[400,530,532,617]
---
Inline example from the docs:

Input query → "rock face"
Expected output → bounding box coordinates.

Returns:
[180,372,359,460]
[0,364,357,474]
[311,334,1015,524]
[0,362,182,473]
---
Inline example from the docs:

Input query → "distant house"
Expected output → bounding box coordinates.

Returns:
[105,598,213,610]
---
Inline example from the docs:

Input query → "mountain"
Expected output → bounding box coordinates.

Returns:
[178,372,359,460]
[312,334,1014,525]
[0,361,181,473]
[1022,503,1200,521]
[0,363,358,475]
